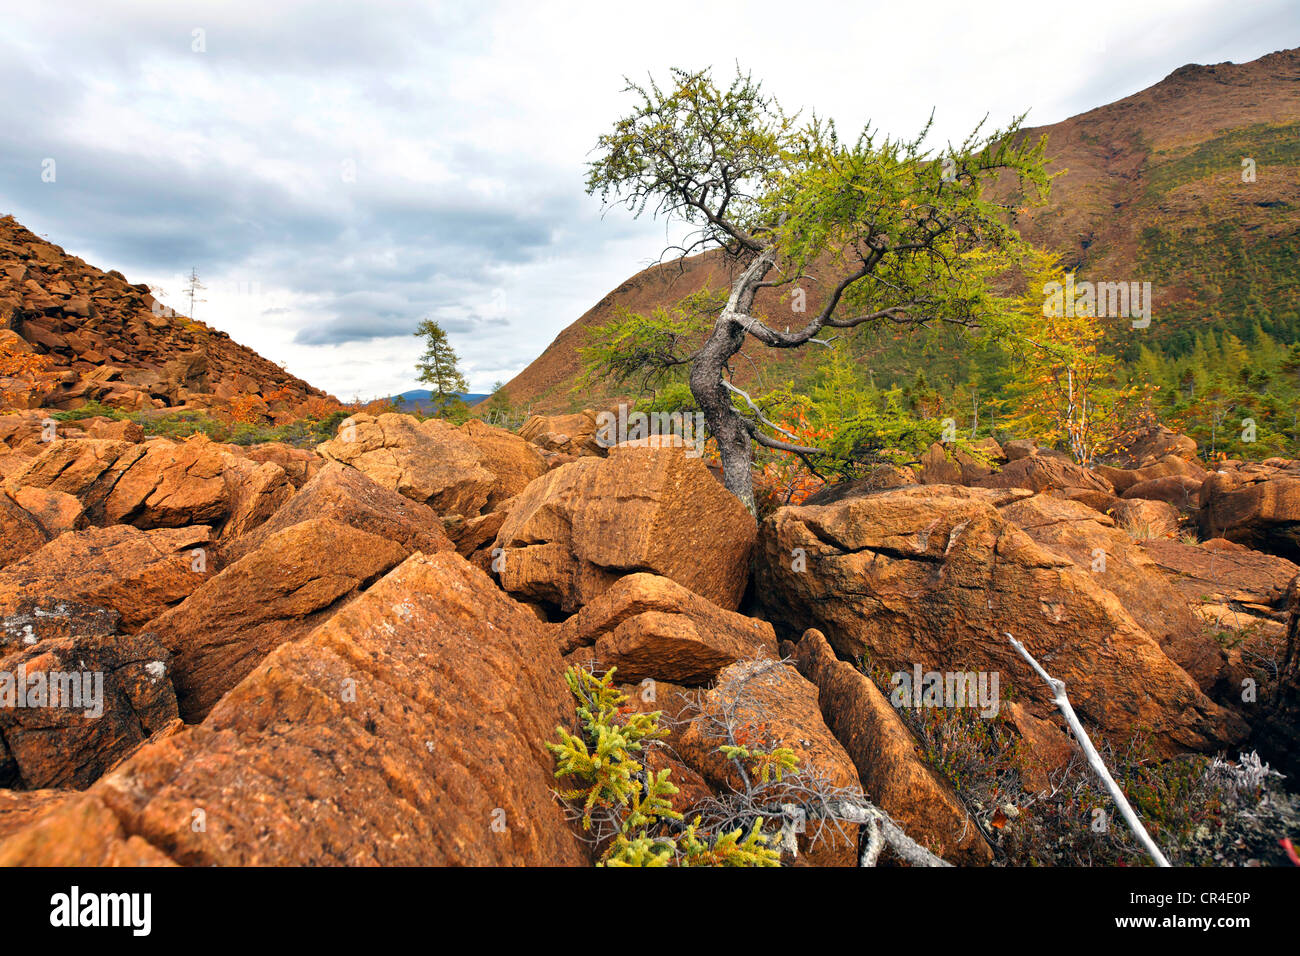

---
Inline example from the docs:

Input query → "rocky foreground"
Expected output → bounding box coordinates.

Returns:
[0,407,1295,866]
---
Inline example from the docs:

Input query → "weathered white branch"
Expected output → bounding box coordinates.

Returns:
[831,801,953,867]
[1005,632,1171,867]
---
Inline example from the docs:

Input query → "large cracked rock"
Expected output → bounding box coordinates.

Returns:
[1141,537,1300,639]
[558,573,777,684]
[12,433,294,540]
[754,484,1245,754]
[0,490,48,570]
[998,494,1229,694]
[1095,453,1206,496]
[493,445,755,614]
[0,524,215,630]
[143,518,411,722]
[677,657,862,866]
[974,454,1114,497]
[219,462,453,566]
[8,438,133,499]
[316,412,495,516]
[1199,463,1300,560]
[459,418,548,511]
[518,410,606,457]
[0,622,179,791]
[0,552,590,866]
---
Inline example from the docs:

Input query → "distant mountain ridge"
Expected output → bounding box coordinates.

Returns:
[389,389,490,413]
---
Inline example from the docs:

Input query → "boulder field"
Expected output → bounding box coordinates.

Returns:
[0,411,1295,866]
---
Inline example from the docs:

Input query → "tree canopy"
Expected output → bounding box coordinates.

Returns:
[414,318,469,409]
[584,65,1052,512]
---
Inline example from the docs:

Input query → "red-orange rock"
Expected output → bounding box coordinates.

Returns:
[0,627,178,790]
[0,525,215,630]
[518,410,606,457]
[756,485,1244,754]
[459,418,548,510]
[791,628,992,864]
[77,552,589,866]
[1122,474,1203,510]
[677,657,860,866]
[143,518,410,722]
[8,484,86,536]
[9,438,133,498]
[974,454,1114,496]
[1097,453,1205,495]
[494,445,756,613]
[999,494,1220,688]
[0,788,71,840]
[0,491,47,569]
[239,442,322,488]
[316,413,495,515]
[0,792,175,866]
[88,435,229,528]
[1107,497,1183,538]
[1199,467,1300,560]
[558,573,777,684]
[220,462,453,565]
[1141,537,1300,639]
[216,457,294,542]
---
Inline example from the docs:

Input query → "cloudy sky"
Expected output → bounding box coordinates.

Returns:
[0,0,1294,399]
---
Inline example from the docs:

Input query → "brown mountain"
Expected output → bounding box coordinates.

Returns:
[501,47,1300,413]
[0,215,330,412]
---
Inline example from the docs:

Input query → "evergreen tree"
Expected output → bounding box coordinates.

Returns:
[414,319,469,411]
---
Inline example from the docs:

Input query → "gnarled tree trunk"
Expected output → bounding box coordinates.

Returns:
[689,250,777,514]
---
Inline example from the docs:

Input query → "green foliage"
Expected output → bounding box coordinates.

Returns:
[1144,122,1300,195]
[582,64,1051,510]
[549,666,673,829]
[50,401,127,422]
[586,67,795,247]
[717,744,797,784]
[414,318,469,408]
[547,666,782,867]
[577,290,722,397]
[1129,328,1300,459]
[52,403,347,448]
[760,347,967,479]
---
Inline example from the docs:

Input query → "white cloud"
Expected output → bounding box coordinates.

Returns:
[0,0,1292,397]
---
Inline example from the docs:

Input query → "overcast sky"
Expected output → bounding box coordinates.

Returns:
[0,0,1294,398]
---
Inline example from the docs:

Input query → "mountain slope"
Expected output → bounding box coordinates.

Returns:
[501,47,1300,413]
[0,215,330,412]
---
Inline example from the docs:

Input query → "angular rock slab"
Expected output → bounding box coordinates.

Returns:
[316,412,494,516]
[494,445,755,614]
[558,573,777,685]
[677,657,862,866]
[0,552,590,866]
[755,485,1244,754]
[0,628,178,790]
[143,518,411,722]
[791,628,992,864]
[219,462,452,566]
[0,525,215,630]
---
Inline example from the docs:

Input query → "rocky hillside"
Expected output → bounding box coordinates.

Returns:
[0,405,1294,866]
[0,215,330,412]
[500,47,1300,413]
